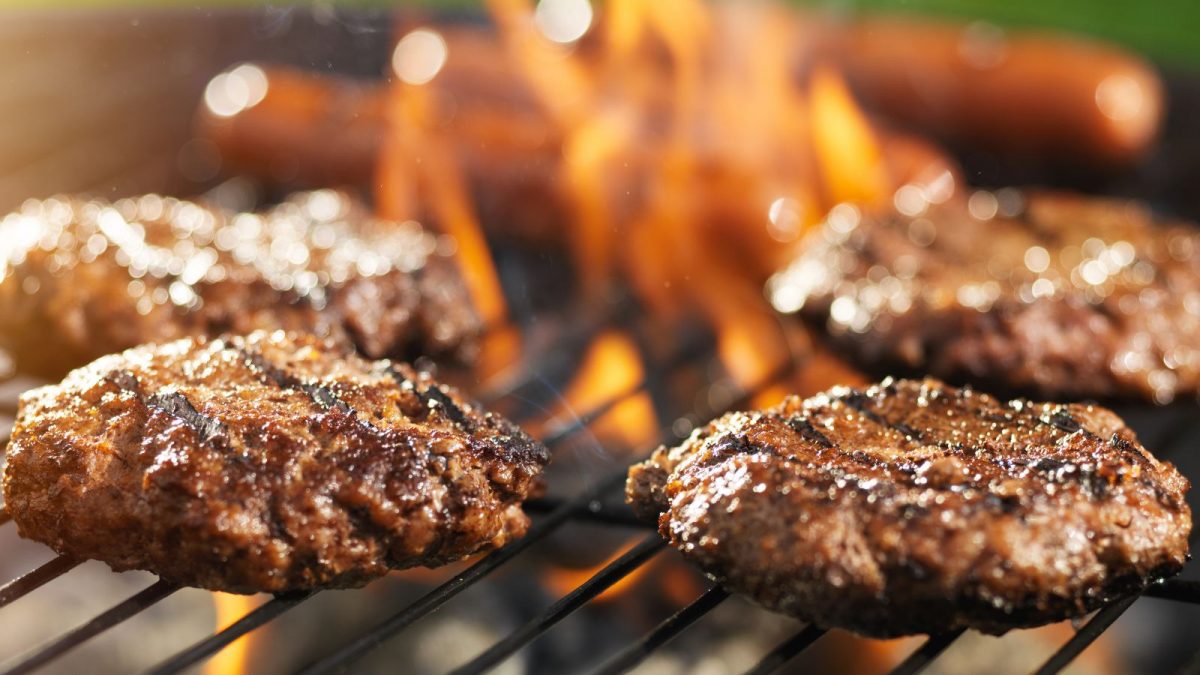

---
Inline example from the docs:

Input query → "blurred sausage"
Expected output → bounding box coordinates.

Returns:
[197,65,386,187]
[880,130,961,202]
[824,18,1164,167]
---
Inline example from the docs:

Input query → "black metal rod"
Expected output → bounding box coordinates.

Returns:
[145,382,655,675]
[293,470,629,675]
[742,625,827,675]
[475,311,618,408]
[1033,595,1139,675]
[290,355,795,674]
[522,497,650,529]
[539,380,649,447]
[2,579,180,675]
[888,629,966,675]
[449,536,665,675]
[532,327,717,448]
[590,585,730,675]
[144,591,314,675]
[0,556,80,609]
[1143,578,1200,605]
[295,362,796,675]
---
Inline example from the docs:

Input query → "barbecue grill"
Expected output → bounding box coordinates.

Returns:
[2,6,1200,675]
[3,292,1200,675]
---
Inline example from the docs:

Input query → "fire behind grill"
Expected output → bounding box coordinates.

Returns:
[3,7,1200,675]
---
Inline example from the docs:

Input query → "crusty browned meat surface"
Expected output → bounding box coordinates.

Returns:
[767,191,1200,402]
[2,331,547,593]
[0,190,479,378]
[627,378,1191,637]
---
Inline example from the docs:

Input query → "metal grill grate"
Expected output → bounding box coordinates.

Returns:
[1,308,1198,675]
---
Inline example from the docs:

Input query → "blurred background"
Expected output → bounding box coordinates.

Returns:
[2,0,1199,217]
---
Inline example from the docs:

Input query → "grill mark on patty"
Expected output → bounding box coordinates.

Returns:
[837,389,925,440]
[146,391,227,443]
[234,346,351,414]
[626,377,1192,637]
[386,365,474,432]
[106,370,228,443]
[785,416,835,448]
[1028,405,1120,456]
[1041,407,1082,434]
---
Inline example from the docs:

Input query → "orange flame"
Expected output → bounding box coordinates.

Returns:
[204,593,264,675]
[542,536,653,602]
[809,64,891,206]
[380,28,508,328]
[374,3,923,416]
[543,330,658,450]
[468,1,896,401]
[819,622,1122,673]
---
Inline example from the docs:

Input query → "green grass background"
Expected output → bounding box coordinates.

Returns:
[837,0,1199,67]
[4,0,1197,66]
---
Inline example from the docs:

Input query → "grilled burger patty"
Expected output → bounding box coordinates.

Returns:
[2,331,548,593]
[0,190,479,378]
[768,191,1200,401]
[627,378,1191,637]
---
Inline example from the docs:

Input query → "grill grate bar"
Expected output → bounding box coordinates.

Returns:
[294,362,796,674]
[1033,594,1139,675]
[590,585,729,675]
[448,536,665,675]
[888,629,967,675]
[1144,579,1200,605]
[145,590,313,675]
[742,625,827,675]
[293,471,630,675]
[536,334,716,447]
[474,311,631,408]
[16,320,721,675]
[146,473,654,675]
[148,453,627,674]
[147,399,648,673]
[0,555,80,609]
[2,579,180,675]
[539,381,650,447]
[522,498,649,529]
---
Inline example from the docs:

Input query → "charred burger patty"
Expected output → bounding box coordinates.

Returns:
[627,377,1190,637]
[768,192,1200,402]
[2,331,547,593]
[0,190,480,378]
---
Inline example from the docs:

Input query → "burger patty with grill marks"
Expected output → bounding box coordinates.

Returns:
[767,192,1200,402]
[0,190,480,379]
[627,378,1191,637]
[2,331,548,593]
